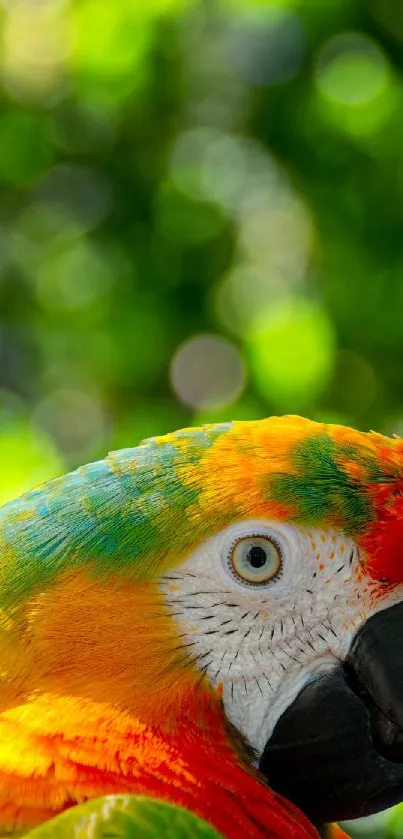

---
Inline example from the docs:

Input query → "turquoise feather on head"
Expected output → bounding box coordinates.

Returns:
[0,422,233,608]
[1,413,403,611]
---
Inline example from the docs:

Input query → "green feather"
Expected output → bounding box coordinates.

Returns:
[269,432,394,534]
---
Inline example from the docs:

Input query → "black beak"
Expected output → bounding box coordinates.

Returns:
[259,601,403,824]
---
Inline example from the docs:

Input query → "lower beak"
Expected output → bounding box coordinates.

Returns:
[259,601,403,824]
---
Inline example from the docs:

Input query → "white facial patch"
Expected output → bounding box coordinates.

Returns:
[160,519,403,756]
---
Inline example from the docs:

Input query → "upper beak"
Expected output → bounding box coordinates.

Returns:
[259,601,403,824]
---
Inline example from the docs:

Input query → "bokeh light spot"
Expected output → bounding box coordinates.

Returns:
[2,0,71,105]
[170,334,246,410]
[72,0,169,106]
[33,388,109,460]
[170,127,231,203]
[238,192,312,279]
[215,264,300,338]
[247,299,335,410]
[171,130,313,256]
[12,205,87,280]
[73,0,149,79]
[33,239,114,312]
[33,164,113,233]
[227,7,306,87]
[316,33,389,107]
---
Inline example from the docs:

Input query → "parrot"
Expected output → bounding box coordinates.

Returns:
[0,415,403,838]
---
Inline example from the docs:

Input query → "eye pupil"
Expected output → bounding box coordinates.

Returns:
[229,534,282,586]
[248,546,267,568]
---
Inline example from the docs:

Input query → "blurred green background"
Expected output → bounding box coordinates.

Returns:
[1,0,403,836]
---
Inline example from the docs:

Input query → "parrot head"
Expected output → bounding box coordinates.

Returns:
[154,415,403,823]
[2,415,403,833]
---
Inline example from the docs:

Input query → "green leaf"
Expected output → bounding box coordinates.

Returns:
[24,795,224,839]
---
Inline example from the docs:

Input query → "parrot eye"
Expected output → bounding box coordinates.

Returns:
[229,536,282,586]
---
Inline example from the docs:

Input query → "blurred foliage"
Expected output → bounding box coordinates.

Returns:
[1,0,403,835]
